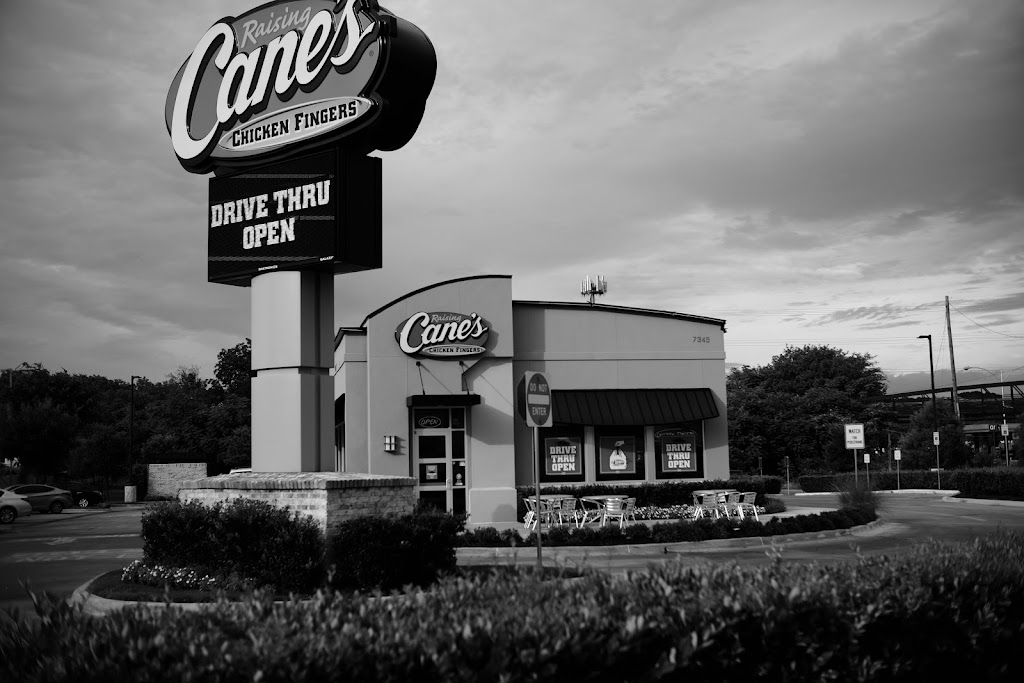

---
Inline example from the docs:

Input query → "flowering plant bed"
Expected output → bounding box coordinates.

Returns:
[88,563,584,604]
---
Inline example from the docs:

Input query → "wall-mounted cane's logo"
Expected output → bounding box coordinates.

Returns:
[396,312,490,357]
[166,0,435,174]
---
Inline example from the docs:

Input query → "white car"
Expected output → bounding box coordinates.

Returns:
[0,489,33,524]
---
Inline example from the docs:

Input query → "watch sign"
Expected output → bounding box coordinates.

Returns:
[396,312,490,357]
[166,0,436,175]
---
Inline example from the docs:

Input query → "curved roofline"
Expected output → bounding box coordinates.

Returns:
[513,300,727,331]
[360,274,512,327]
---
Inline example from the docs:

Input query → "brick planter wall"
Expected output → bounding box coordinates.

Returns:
[177,472,417,548]
[148,463,209,499]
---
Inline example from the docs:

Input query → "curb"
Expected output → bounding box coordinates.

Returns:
[794,489,961,496]
[70,575,217,617]
[942,496,1024,508]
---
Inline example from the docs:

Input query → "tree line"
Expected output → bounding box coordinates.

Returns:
[2,342,1018,485]
[0,340,252,486]
[727,345,1021,477]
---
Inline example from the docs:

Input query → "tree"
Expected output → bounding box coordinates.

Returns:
[215,339,251,398]
[900,400,968,470]
[727,345,889,477]
[0,398,79,477]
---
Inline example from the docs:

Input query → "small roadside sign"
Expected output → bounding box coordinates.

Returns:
[933,431,940,446]
[845,424,864,450]
[894,449,902,461]
[1001,424,1010,436]
[864,452,870,464]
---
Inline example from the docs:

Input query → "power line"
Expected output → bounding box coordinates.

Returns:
[950,302,1024,339]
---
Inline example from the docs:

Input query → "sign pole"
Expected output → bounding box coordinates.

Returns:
[854,449,859,486]
[519,370,552,571]
[534,426,542,570]
[894,448,901,490]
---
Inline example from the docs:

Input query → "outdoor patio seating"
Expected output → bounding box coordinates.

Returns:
[601,497,637,528]
[736,491,759,521]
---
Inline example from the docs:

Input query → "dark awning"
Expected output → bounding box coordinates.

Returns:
[407,394,482,407]
[551,389,719,426]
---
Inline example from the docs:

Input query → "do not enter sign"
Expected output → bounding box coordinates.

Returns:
[518,371,552,428]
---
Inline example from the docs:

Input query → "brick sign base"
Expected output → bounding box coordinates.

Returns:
[177,472,417,549]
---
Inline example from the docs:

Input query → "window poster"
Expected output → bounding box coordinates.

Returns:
[655,426,703,479]
[544,437,582,476]
[660,432,697,472]
[598,436,637,475]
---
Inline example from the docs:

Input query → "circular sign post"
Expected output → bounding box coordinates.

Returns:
[519,371,552,569]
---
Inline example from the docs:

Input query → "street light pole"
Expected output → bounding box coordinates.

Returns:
[129,375,141,473]
[918,335,940,489]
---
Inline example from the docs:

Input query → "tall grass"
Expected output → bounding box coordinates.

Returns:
[836,480,881,516]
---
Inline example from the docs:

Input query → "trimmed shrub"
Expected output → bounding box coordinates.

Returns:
[140,499,326,593]
[9,531,1023,681]
[800,467,1024,498]
[330,511,464,592]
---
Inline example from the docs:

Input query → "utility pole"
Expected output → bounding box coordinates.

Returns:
[946,296,960,419]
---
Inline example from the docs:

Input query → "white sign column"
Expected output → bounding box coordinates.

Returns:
[251,271,335,472]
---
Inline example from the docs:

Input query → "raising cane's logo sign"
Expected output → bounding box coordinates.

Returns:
[166,0,435,174]
[396,312,490,358]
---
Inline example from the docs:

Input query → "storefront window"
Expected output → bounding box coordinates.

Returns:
[414,408,449,430]
[538,426,585,483]
[654,424,704,479]
[594,426,644,482]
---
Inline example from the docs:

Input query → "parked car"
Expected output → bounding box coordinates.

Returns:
[2,484,74,514]
[54,480,106,508]
[0,489,32,524]
[228,467,252,474]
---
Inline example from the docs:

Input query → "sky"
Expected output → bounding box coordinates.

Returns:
[1,0,1022,392]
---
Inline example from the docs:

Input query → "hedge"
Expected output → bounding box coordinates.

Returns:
[141,499,326,593]
[330,511,465,592]
[799,467,1024,498]
[459,508,876,547]
[4,530,1022,681]
[515,476,782,519]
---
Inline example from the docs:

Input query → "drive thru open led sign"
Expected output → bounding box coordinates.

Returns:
[207,148,381,285]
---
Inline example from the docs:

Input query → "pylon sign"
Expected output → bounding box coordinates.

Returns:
[518,371,552,428]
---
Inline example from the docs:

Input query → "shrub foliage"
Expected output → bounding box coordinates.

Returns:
[140,499,325,593]
[330,511,465,592]
[799,467,1024,498]
[4,530,1023,681]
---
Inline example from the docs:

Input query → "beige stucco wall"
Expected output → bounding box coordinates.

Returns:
[333,275,729,528]
[512,304,729,485]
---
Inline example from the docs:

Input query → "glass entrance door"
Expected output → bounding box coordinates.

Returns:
[413,407,467,514]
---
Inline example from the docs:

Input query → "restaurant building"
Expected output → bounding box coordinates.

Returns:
[333,275,729,529]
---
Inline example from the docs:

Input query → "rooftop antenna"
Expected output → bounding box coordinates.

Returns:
[580,275,607,306]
